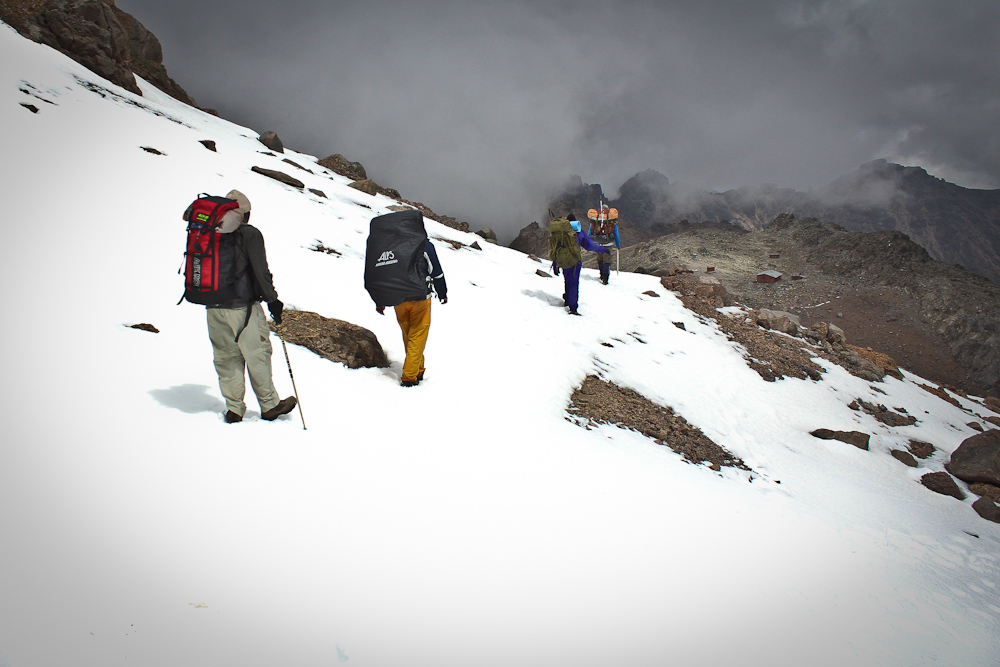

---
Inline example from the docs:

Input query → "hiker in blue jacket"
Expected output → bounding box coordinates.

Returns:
[588,209,621,285]
[551,214,608,315]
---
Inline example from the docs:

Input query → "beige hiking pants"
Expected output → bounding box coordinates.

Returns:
[207,303,279,416]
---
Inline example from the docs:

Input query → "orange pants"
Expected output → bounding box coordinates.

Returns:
[394,298,432,382]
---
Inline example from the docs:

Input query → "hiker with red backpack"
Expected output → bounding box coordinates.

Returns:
[181,189,297,423]
[587,206,621,285]
[549,213,609,315]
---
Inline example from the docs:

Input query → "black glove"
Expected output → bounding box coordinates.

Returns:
[439,295,448,304]
[268,300,284,325]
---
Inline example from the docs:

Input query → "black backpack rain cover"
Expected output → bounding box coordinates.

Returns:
[364,209,429,307]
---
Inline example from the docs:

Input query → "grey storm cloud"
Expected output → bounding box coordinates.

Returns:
[118,0,1000,240]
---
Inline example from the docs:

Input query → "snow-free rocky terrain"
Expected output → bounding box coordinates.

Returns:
[1,20,999,667]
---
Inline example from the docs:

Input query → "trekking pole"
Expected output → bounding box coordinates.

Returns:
[617,246,620,276]
[276,324,306,430]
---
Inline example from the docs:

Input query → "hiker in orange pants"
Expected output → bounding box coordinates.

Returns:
[375,239,448,386]
[394,298,431,384]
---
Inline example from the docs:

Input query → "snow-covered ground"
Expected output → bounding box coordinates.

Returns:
[1,22,998,667]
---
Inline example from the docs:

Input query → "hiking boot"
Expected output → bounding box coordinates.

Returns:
[568,309,581,316]
[225,410,243,423]
[400,379,419,387]
[261,396,296,421]
[417,371,425,381]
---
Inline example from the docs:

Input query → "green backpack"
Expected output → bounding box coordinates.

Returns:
[549,218,582,269]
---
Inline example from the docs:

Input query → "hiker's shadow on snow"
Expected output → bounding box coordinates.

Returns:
[148,384,225,414]
[522,289,564,307]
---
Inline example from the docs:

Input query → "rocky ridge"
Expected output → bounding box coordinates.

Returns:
[1,0,199,107]
[612,215,1000,398]
[552,160,1000,286]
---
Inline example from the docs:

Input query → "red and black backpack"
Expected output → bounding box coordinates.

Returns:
[179,194,245,305]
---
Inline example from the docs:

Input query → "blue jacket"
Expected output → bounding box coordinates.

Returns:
[588,223,621,249]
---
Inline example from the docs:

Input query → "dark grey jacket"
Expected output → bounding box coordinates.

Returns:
[209,223,278,309]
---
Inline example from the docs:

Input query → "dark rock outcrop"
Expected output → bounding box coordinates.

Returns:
[258,131,284,153]
[810,429,871,450]
[945,429,1000,486]
[318,153,367,181]
[971,498,1000,523]
[920,471,966,500]
[890,449,918,467]
[509,221,550,257]
[6,0,198,106]
[269,310,388,370]
[251,166,304,190]
[618,214,1000,397]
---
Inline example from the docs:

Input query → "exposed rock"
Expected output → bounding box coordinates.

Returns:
[199,139,216,152]
[848,399,917,427]
[616,214,1000,397]
[810,429,870,450]
[890,449,918,467]
[945,429,1000,486]
[971,498,1000,523]
[476,228,498,243]
[509,221,550,257]
[920,471,966,500]
[8,0,199,105]
[846,345,901,379]
[535,269,551,278]
[348,179,379,196]
[318,153,367,181]
[258,131,284,153]
[127,322,158,333]
[755,308,800,335]
[569,375,751,472]
[970,482,1000,504]
[908,439,936,459]
[282,158,313,174]
[250,166,304,189]
[269,310,388,369]
[660,273,728,309]
[834,349,887,383]
[826,322,847,345]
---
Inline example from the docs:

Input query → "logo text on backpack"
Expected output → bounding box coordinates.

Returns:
[375,250,398,268]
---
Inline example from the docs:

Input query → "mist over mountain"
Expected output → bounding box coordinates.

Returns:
[552,161,1000,286]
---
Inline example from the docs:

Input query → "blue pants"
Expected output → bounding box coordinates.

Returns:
[562,263,582,312]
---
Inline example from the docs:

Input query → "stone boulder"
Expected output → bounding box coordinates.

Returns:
[270,310,388,369]
[920,471,966,500]
[251,166,303,189]
[809,428,870,450]
[755,309,801,336]
[348,179,378,196]
[972,498,1000,523]
[258,131,284,153]
[14,0,198,105]
[945,429,1000,486]
[319,154,367,181]
[509,221,550,257]
[660,274,729,309]
[476,228,498,243]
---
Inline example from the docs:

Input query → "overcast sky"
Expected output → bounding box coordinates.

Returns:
[118,0,1000,238]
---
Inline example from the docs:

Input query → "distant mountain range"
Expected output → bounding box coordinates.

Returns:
[552,160,1000,285]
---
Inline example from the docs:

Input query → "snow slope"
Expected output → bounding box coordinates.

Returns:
[1,22,998,667]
